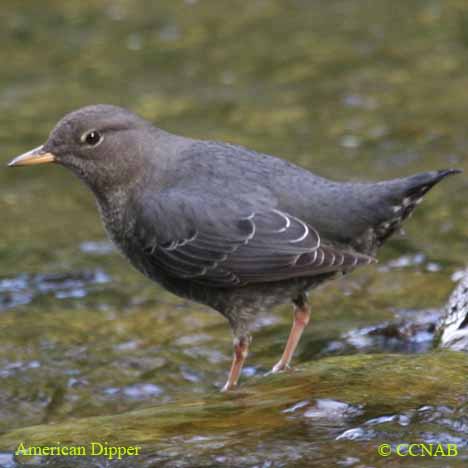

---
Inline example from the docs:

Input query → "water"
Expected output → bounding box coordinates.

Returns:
[0,0,467,466]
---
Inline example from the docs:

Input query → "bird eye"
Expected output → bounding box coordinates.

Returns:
[83,130,102,146]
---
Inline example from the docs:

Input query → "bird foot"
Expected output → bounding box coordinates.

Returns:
[268,363,292,375]
[220,382,236,392]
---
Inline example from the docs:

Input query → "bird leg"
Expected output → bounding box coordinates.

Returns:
[221,336,250,392]
[272,296,310,373]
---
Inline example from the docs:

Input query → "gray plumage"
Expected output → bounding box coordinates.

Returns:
[9,104,461,378]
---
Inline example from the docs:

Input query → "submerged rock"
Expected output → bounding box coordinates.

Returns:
[437,270,468,352]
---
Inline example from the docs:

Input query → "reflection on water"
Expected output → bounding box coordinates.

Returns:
[0,0,467,466]
[0,270,110,310]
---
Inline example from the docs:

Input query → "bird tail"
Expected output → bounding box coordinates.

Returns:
[373,168,462,245]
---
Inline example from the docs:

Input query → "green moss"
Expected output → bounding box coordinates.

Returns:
[1,352,466,449]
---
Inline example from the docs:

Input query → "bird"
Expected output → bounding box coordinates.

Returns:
[8,104,461,391]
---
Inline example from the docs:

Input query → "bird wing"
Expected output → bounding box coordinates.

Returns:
[133,191,375,287]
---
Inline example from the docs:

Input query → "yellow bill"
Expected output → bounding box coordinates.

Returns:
[8,146,56,167]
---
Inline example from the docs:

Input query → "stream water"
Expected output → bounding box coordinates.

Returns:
[0,1,467,467]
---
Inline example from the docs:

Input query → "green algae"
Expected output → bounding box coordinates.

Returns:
[1,0,468,466]
[1,352,466,449]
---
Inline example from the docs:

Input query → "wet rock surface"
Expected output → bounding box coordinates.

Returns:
[438,270,468,351]
[0,353,466,467]
[1,0,468,466]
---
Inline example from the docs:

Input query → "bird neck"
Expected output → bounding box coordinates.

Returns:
[94,184,134,248]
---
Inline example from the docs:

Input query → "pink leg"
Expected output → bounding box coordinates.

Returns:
[221,336,250,392]
[272,301,310,373]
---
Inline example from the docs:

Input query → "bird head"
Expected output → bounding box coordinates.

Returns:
[8,105,152,194]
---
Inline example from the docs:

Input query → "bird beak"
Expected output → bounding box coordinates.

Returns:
[7,146,56,167]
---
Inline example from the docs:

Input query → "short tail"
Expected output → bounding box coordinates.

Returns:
[394,169,463,214]
[375,168,462,245]
[402,168,462,201]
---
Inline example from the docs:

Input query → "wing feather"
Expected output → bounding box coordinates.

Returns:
[134,193,374,287]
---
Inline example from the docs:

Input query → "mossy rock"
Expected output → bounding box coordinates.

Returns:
[0,351,466,451]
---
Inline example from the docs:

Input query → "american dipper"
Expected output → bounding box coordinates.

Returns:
[8,105,461,390]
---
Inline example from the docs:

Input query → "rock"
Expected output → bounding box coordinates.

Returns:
[437,270,468,351]
[0,352,466,457]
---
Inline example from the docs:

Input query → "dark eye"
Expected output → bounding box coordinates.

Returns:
[84,130,102,146]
